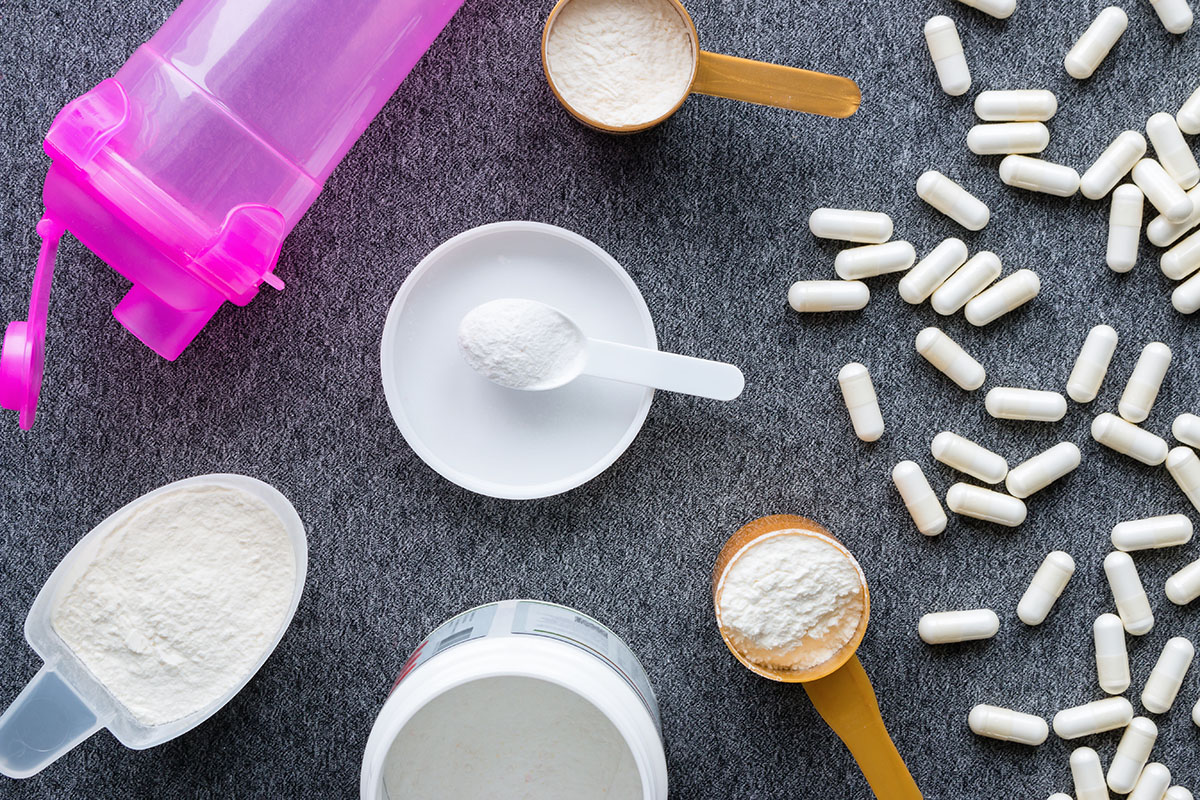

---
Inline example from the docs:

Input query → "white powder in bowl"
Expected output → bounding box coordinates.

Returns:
[51,485,296,726]
[717,532,865,671]
[545,0,695,127]
[457,298,585,389]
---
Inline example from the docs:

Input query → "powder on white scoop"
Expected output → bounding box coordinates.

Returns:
[457,299,585,389]
[545,0,694,127]
[51,485,295,726]
[717,532,865,671]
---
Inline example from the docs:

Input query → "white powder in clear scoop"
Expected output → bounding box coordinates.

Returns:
[718,532,865,671]
[546,0,695,127]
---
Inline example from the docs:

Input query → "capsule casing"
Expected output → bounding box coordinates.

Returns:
[1119,342,1171,423]
[925,16,971,96]
[953,0,1016,19]
[1107,717,1158,794]
[1129,764,1172,800]
[1173,270,1200,314]
[1141,637,1194,714]
[1150,0,1194,32]
[1053,696,1135,738]
[1147,112,1199,189]
[1134,158,1193,222]
[965,269,1040,325]
[1174,413,1200,447]
[986,387,1067,422]
[835,241,916,280]
[932,251,1001,315]
[968,704,1049,745]
[808,208,894,243]
[788,280,870,312]
[1082,130,1147,199]
[1112,514,1193,551]
[1017,550,1075,624]
[1071,746,1108,800]
[946,483,1028,526]
[931,431,1008,483]
[915,328,986,390]
[917,170,990,230]
[974,90,1057,121]
[1166,558,1200,605]
[1006,442,1081,498]
[1104,551,1154,635]
[918,608,1000,643]
[838,363,884,442]
[1162,228,1200,280]
[1092,413,1169,465]
[1107,185,1144,273]
[999,155,1080,196]
[1064,7,1128,79]
[892,460,947,535]
[1167,786,1194,800]
[967,122,1050,155]
[1067,325,1118,402]
[1179,84,1200,135]
[1147,185,1200,246]
[1166,446,1200,512]
[900,238,968,304]
[1094,613,1131,694]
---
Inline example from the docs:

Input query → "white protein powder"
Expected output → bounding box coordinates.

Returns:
[52,485,295,726]
[383,676,642,799]
[457,298,584,389]
[717,532,865,671]
[546,0,694,127]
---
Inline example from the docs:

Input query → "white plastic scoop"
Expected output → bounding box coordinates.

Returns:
[457,298,744,401]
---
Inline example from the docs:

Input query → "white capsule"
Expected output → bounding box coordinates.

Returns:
[1166,787,1194,800]
[1092,413,1170,465]
[986,387,1067,422]
[967,122,1050,155]
[953,0,1016,18]
[1068,324,1119,402]
[1166,446,1200,512]
[1094,613,1131,694]
[1175,413,1200,447]
[932,251,1002,315]
[917,170,991,230]
[1104,551,1154,635]
[808,208,894,243]
[1107,185,1144,273]
[900,238,968,304]
[918,608,1000,643]
[1108,718,1158,794]
[1054,696,1135,739]
[968,704,1048,745]
[1142,637,1194,714]
[1048,794,1073,800]
[1112,515,1193,551]
[1194,697,1200,727]
[1147,185,1200,246]
[999,155,1081,197]
[788,280,870,312]
[1082,130,1148,199]
[931,431,1008,484]
[892,460,947,536]
[925,16,971,96]
[1006,443,1081,498]
[965,269,1040,326]
[975,90,1057,121]
[946,482,1028,526]
[1065,7,1129,80]
[1017,550,1075,624]
[1180,84,1200,134]
[1173,270,1200,313]
[1147,113,1200,189]
[1162,228,1200,280]
[1150,0,1194,33]
[1166,558,1200,605]
[915,328,987,390]
[1072,746,1109,800]
[1130,764,1173,800]
[838,363,884,442]
[835,241,916,280]
[1134,158,1194,222]
[1119,342,1171,423]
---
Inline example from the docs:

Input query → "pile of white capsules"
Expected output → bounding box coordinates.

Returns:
[788,1,1200,797]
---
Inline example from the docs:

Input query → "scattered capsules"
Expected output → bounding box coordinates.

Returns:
[985,387,1067,422]
[1081,130,1147,199]
[953,0,1016,19]
[892,460,947,536]
[1006,442,1081,498]
[1107,718,1157,795]
[1166,445,1200,512]
[835,241,916,280]
[1017,550,1075,625]
[838,363,884,442]
[1150,0,1194,33]
[1104,551,1154,635]
[918,608,1000,643]
[1053,696,1135,739]
[1146,185,1200,246]
[1146,112,1199,189]
[1067,324,1118,403]
[917,170,990,230]
[788,280,870,312]
[1174,412,1200,447]
[808,208,894,243]
[915,328,987,390]
[966,122,1050,155]
[1129,764,1173,800]
[924,16,971,96]
[1165,558,1200,605]
[1141,637,1194,714]
[999,155,1081,197]
[899,238,968,304]
[965,269,1040,326]
[974,90,1058,121]
[931,431,1008,484]
[1173,271,1200,314]
[1119,342,1171,423]
[1134,158,1193,223]
[1064,7,1128,80]
[1094,613,1131,694]
[1071,746,1109,800]
[968,704,1049,745]
[1112,514,1193,551]
[1107,185,1144,273]
[1162,228,1200,280]
[1180,84,1200,135]
[1092,413,1169,466]
[946,483,1028,526]
[932,251,1001,315]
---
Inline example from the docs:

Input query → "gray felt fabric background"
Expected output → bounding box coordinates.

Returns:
[1,0,1199,797]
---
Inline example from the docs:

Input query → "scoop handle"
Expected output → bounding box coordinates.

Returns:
[802,655,922,800]
[0,666,101,779]
[583,339,744,401]
[691,52,861,118]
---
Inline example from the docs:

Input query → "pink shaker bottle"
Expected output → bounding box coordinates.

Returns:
[1,0,465,429]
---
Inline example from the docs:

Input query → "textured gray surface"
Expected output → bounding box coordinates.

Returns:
[1,0,1199,797]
